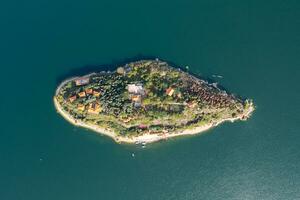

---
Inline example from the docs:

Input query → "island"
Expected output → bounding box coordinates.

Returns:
[54,59,254,144]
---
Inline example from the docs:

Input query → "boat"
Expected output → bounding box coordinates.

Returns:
[212,74,223,78]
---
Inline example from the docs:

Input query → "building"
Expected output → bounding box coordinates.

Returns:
[131,95,141,102]
[128,84,145,108]
[124,66,132,73]
[78,91,86,98]
[77,104,85,111]
[87,103,101,114]
[127,84,145,95]
[75,77,90,86]
[166,87,175,96]
[69,95,77,103]
[138,124,148,129]
[117,67,125,75]
[93,90,101,97]
[187,101,197,108]
[134,102,142,108]
[131,95,142,108]
[85,88,93,94]
[177,92,182,98]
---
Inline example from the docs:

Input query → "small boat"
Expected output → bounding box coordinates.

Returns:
[131,153,135,157]
[212,74,223,78]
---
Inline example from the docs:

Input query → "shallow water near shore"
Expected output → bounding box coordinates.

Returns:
[1,0,300,200]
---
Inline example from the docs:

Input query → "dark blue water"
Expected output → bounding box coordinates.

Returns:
[1,0,300,199]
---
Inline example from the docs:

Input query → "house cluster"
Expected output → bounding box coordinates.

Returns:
[67,77,102,114]
[69,89,100,102]
[127,83,146,108]
[75,101,101,114]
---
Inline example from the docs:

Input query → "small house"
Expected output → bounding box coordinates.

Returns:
[78,91,86,98]
[87,103,101,114]
[93,90,101,97]
[134,102,142,108]
[131,95,141,102]
[187,101,197,108]
[85,88,93,94]
[177,92,182,98]
[77,104,85,111]
[124,66,132,73]
[69,95,77,103]
[166,87,175,96]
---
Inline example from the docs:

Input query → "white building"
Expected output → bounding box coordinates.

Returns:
[127,84,145,95]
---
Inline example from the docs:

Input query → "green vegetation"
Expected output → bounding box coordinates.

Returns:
[55,60,252,136]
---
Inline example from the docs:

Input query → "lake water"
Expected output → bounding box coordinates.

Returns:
[1,0,300,199]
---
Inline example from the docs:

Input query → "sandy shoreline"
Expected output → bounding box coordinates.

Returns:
[54,75,255,144]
